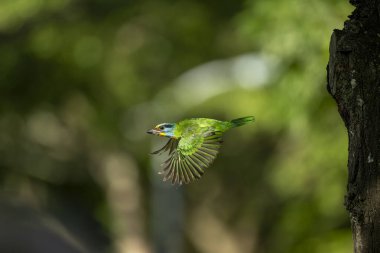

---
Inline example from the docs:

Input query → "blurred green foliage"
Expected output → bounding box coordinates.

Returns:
[0,0,352,253]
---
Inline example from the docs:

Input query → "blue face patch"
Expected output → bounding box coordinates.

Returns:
[156,123,175,137]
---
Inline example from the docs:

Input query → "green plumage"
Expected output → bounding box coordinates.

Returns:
[148,116,255,184]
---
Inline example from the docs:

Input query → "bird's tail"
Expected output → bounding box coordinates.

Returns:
[230,116,255,127]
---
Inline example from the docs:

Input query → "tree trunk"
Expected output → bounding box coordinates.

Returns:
[327,0,380,252]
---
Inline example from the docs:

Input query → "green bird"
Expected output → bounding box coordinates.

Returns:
[147,116,255,185]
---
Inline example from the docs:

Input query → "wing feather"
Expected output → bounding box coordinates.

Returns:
[184,158,201,179]
[192,152,211,165]
[182,161,192,183]
[187,155,205,176]
[151,131,223,185]
[163,157,175,181]
[179,160,189,184]
[172,158,179,184]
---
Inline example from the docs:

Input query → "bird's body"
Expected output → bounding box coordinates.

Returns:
[147,116,254,184]
[173,118,231,155]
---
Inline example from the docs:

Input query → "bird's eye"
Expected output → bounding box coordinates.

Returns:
[159,126,164,130]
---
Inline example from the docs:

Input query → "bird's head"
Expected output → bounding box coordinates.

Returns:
[147,123,176,138]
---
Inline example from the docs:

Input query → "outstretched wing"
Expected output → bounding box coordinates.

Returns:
[152,132,223,185]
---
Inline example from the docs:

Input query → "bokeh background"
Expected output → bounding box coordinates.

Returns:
[0,0,353,252]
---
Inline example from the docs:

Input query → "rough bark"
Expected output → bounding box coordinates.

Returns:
[327,0,380,252]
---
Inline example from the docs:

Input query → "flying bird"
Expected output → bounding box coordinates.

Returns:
[147,116,255,185]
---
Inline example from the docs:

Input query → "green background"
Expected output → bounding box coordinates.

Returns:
[0,0,352,252]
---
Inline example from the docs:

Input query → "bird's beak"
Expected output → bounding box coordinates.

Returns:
[147,128,167,136]
[147,129,159,135]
